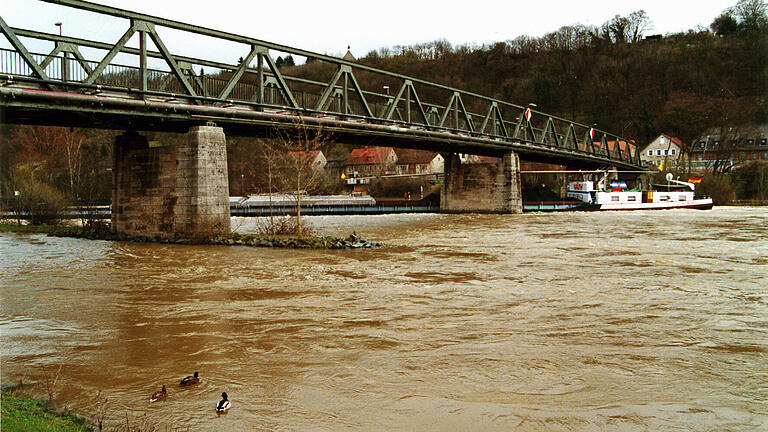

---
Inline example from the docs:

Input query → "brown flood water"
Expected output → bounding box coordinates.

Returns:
[1,207,767,431]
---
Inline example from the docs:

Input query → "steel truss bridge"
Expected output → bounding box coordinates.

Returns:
[0,0,642,170]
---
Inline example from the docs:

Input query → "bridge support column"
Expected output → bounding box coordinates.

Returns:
[112,125,230,238]
[440,151,522,213]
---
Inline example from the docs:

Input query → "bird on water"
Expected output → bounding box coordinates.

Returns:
[150,385,167,402]
[179,371,200,386]
[216,392,231,414]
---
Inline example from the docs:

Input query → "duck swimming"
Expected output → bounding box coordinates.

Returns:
[150,385,167,402]
[216,392,231,413]
[179,371,200,386]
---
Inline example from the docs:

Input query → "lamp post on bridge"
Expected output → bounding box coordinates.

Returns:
[54,22,68,82]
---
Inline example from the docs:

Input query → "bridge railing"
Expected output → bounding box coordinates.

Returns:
[0,0,641,167]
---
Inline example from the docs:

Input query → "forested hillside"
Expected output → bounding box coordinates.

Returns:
[350,1,766,148]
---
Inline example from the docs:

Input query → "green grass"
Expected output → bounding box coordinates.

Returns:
[0,223,60,233]
[1,391,92,432]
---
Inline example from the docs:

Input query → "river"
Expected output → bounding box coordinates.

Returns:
[1,207,767,431]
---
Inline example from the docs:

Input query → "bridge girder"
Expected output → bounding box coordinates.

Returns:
[0,86,638,171]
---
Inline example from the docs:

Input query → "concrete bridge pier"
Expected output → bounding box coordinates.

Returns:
[112,125,230,238]
[440,151,522,213]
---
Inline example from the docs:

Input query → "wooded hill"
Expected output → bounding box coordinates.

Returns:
[332,2,767,150]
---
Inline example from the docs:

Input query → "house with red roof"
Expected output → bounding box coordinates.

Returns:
[286,150,327,172]
[344,147,397,177]
[639,134,686,169]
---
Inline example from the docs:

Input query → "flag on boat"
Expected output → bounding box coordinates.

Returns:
[688,176,703,183]
[658,162,665,171]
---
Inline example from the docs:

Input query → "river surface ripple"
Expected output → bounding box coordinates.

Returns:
[1,207,767,431]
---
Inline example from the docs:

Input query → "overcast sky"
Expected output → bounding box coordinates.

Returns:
[1,0,737,63]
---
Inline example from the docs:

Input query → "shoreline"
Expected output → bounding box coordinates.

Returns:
[0,224,381,249]
[1,390,93,432]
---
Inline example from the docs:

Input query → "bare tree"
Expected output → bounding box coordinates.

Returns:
[627,10,653,42]
[270,117,331,236]
[600,10,652,43]
[729,0,768,30]
[258,138,282,234]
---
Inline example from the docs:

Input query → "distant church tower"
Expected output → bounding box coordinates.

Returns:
[342,45,356,62]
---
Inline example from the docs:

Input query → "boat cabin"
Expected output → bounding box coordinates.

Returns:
[567,181,694,206]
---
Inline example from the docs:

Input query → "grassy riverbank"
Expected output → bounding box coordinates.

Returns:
[0,223,62,233]
[1,391,92,432]
[0,223,380,249]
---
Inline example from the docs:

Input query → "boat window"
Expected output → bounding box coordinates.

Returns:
[678,195,687,201]
[627,196,637,202]
[612,196,620,202]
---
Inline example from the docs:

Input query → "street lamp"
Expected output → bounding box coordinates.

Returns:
[54,22,62,36]
[383,85,389,95]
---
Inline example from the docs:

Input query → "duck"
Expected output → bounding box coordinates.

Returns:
[215,392,231,414]
[179,371,200,386]
[149,385,167,402]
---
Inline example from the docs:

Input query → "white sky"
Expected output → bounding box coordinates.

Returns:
[1,0,736,64]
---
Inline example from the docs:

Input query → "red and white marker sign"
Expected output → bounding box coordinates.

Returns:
[589,127,595,140]
[524,108,532,122]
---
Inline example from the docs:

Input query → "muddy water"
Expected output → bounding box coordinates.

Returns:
[1,207,767,431]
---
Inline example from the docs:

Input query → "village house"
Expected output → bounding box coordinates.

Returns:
[639,134,685,169]
[323,153,348,180]
[689,125,768,173]
[286,150,327,172]
[393,149,444,175]
[344,147,397,178]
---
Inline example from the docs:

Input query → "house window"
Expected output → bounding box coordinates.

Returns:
[656,149,662,156]
[647,150,653,156]
[670,149,676,155]
[761,138,767,147]
[699,141,706,149]
[754,153,757,159]
[663,149,668,155]
[746,139,755,146]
